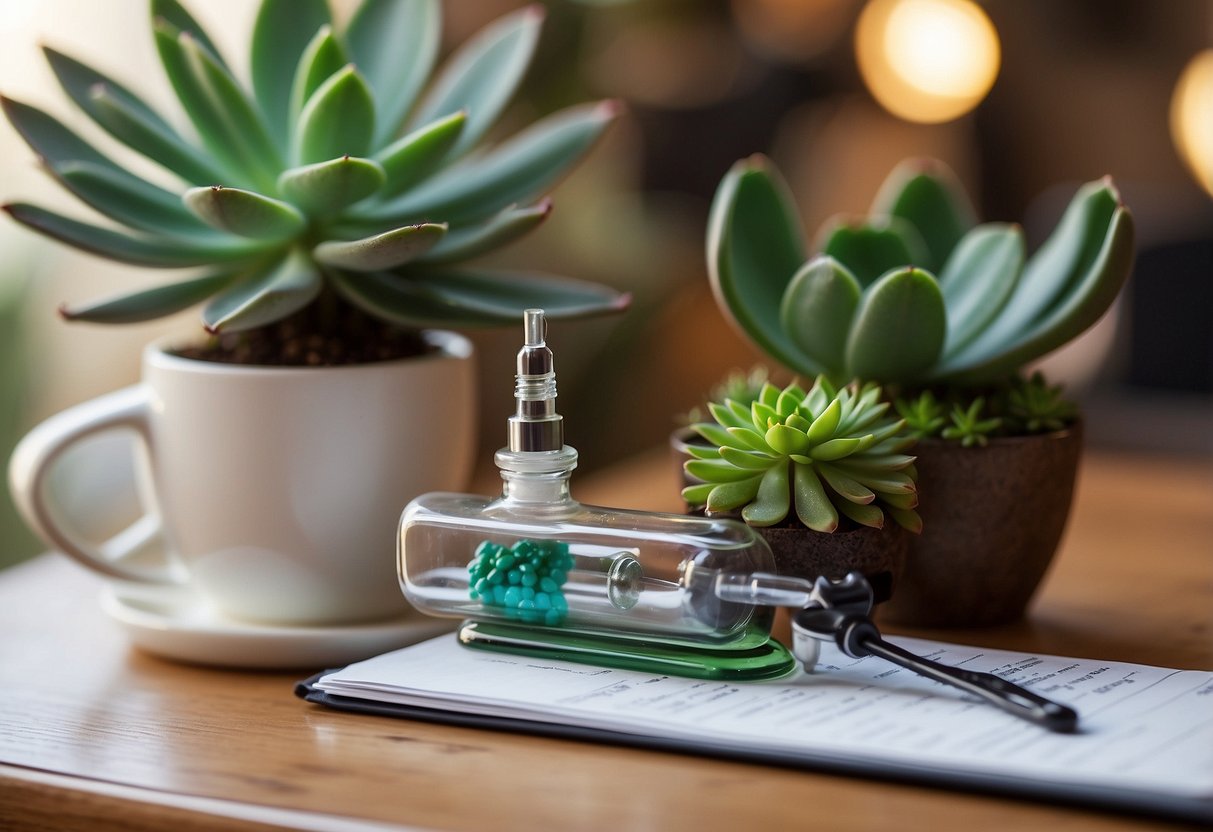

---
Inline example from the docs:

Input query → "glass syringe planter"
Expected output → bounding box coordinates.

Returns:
[398,310,795,680]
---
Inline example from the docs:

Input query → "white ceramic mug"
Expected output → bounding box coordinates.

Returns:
[9,332,476,626]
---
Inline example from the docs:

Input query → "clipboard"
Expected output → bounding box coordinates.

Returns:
[296,667,1213,825]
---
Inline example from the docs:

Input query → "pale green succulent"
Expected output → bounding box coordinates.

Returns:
[707,156,1134,387]
[895,390,947,440]
[1003,372,1078,434]
[2,0,627,333]
[682,379,920,533]
[895,374,1077,444]
[940,398,1001,447]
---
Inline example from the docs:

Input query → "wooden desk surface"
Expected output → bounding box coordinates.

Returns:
[1,450,1210,831]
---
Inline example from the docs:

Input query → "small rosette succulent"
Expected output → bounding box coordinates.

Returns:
[682,379,921,533]
[708,156,1134,387]
[1,0,627,332]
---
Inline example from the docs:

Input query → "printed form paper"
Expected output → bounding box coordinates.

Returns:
[318,636,1213,815]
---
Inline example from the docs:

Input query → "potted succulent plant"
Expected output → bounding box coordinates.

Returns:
[4,0,627,629]
[704,155,1134,626]
[681,376,919,603]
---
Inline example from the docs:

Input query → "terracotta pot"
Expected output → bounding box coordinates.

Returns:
[670,427,907,603]
[880,424,1083,628]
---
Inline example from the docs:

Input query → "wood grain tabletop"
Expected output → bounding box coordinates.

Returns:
[0,448,1210,831]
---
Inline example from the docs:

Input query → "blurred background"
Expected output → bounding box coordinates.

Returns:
[1,0,1211,568]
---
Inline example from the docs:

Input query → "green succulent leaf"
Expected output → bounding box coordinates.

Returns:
[793,464,838,532]
[374,111,467,198]
[1,97,120,175]
[888,508,923,534]
[840,453,916,472]
[685,445,720,461]
[86,84,226,185]
[879,489,919,510]
[751,400,778,426]
[707,156,820,378]
[942,180,1125,382]
[152,22,246,183]
[151,0,229,68]
[706,477,764,513]
[839,391,888,434]
[420,200,551,265]
[179,33,282,188]
[939,223,1024,358]
[785,413,811,432]
[362,101,617,226]
[870,160,976,272]
[60,271,237,323]
[294,64,375,165]
[818,215,928,287]
[313,223,447,271]
[347,0,441,146]
[410,5,542,160]
[5,94,194,210]
[830,463,916,494]
[741,463,791,526]
[764,424,808,456]
[806,398,842,445]
[56,162,221,238]
[836,499,885,529]
[278,156,386,217]
[816,463,875,505]
[686,459,762,483]
[941,205,1135,383]
[707,402,748,430]
[726,426,774,453]
[288,25,347,136]
[774,387,801,418]
[758,382,780,408]
[330,269,628,328]
[719,447,775,470]
[810,437,864,461]
[203,250,321,333]
[844,267,946,383]
[329,270,497,327]
[184,186,304,240]
[3,203,258,267]
[779,256,860,376]
[1003,180,1120,333]
[40,46,223,185]
[251,0,331,150]
[691,422,746,451]
[804,377,833,415]
[681,483,714,505]
[400,269,631,322]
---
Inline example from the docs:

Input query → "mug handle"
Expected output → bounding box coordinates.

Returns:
[9,384,183,585]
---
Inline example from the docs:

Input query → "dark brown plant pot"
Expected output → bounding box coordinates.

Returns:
[670,427,907,604]
[880,423,1083,629]
[757,521,908,604]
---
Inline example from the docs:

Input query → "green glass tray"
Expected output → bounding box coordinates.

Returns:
[457,620,797,681]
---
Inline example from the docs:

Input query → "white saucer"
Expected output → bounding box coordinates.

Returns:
[100,584,456,670]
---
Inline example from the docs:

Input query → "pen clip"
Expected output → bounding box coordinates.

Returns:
[792,604,1080,733]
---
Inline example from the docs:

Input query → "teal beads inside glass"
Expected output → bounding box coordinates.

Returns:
[468,539,573,625]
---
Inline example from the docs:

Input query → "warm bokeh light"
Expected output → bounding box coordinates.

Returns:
[1171,49,1213,198]
[855,0,1000,124]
